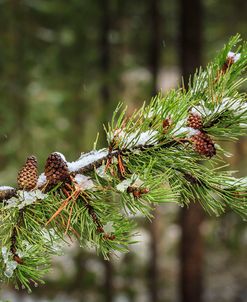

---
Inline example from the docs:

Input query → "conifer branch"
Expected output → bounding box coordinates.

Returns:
[0,35,247,291]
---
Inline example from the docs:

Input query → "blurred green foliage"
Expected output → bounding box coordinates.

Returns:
[0,0,246,301]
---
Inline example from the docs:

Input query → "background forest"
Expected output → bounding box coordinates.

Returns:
[0,0,246,302]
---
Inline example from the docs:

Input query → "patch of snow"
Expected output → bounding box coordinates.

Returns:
[4,260,18,278]
[223,177,247,189]
[4,189,47,210]
[74,174,95,190]
[192,98,247,118]
[144,107,162,119]
[0,186,15,191]
[116,179,132,192]
[2,247,18,278]
[118,130,159,147]
[67,149,108,172]
[54,152,66,162]
[171,119,187,136]
[40,229,63,254]
[234,177,247,186]
[215,98,247,115]
[104,221,115,233]
[2,247,9,263]
[135,130,159,145]
[172,118,201,137]
[187,127,201,137]
[239,123,247,128]
[96,165,111,180]
[227,51,241,62]
[191,108,202,116]
[37,173,47,187]
[116,175,144,192]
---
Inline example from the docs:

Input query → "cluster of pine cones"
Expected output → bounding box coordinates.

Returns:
[187,112,216,158]
[17,153,70,191]
[16,112,216,191]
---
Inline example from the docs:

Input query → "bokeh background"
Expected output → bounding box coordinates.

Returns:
[0,0,246,302]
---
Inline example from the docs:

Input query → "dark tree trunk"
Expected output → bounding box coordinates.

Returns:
[99,1,114,301]
[180,203,204,302]
[179,0,202,84]
[148,208,160,302]
[103,259,114,302]
[5,0,30,160]
[179,1,204,302]
[149,0,160,96]
[148,1,161,301]
[99,0,111,125]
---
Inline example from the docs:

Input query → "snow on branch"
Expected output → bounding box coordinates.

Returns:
[0,35,246,291]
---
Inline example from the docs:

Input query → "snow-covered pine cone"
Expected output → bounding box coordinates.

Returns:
[45,153,70,186]
[17,155,38,190]
[187,112,203,129]
[191,132,216,158]
[0,187,16,201]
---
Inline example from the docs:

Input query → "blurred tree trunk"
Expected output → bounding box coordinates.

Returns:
[99,1,114,302]
[179,0,202,84]
[148,208,160,302]
[149,0,161,96]
[99,0,111,127]
[179,1,204,302]
[180,203,204,302]
[147,1,161,302]
[4,0,30,161]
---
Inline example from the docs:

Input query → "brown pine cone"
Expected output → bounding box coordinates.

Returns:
[187,112,203,129]
[17,156,38,190]
[0,187,16,201]
[191,132,216,158]
[45,153,70,186]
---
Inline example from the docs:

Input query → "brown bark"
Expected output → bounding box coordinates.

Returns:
[99,0,111,124]
[179,0,202,84]
[103,259,114,302]
[180,203,204,302]
[179,0,204,302]
[148,208,160,302]
[149,0,161,96]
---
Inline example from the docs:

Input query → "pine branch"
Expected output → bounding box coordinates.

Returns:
[0,35,247,291]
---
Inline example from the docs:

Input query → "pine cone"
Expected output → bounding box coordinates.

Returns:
[191,132,216,158]
[45,153,70,186]
[17,156,38,190]
[0,187,16,201]
[187,113,203,129]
